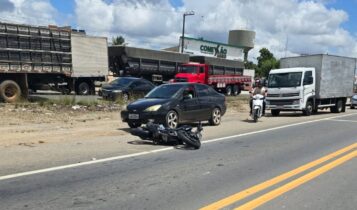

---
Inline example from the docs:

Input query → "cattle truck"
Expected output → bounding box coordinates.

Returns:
[266,54,356,116]
[0,21,108,102]
[108,46,190,84]
[174,56,251,96]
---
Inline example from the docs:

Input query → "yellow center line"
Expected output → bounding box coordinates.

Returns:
[200,142,357,210]
[235,150,356,210]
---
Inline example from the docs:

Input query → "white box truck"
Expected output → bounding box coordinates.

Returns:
[266,54,356,116]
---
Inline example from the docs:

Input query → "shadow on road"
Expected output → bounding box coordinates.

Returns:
[118,128,131,133]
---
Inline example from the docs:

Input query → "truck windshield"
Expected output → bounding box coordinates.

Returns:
[268,72,302,88]
[145,84,182,99]
[180,66,197,74]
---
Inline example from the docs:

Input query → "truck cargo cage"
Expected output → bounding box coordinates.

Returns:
[7,35,18,48]
[30,37,41,50]
[18,26,29,35]
[20,52,31,61]
[19,37,30,49]
[29,27,39,36]
[0,35,6,48]
[0,50,8,60]
[5,24,17,34]
[0,24,5,32]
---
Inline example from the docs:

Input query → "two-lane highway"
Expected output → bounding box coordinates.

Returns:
[1,113,356,210]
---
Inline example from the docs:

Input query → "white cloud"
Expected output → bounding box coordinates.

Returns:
[0,0,57,25]
[0,0,356,61]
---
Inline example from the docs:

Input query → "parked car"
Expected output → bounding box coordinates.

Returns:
[121,83,226,128]
[351,94,357,109]
[100,77,155,101]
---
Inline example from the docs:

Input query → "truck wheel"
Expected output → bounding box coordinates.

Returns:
[331,100,343,113]
[232,85,241,96]
[303,101,313,116]
[209,107,222,126]
[0,80,22,103]
[336,100,343,113]
[77,82,90,95]
[271,110,280,116]
[225,86,232,96]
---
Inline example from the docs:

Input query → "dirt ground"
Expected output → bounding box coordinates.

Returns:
[0,97,249,148]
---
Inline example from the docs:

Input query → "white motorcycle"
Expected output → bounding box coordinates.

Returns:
[251,94,265,122]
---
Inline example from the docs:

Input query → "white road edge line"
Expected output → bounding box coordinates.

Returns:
[0,113,356,181]
[328,119,357,123]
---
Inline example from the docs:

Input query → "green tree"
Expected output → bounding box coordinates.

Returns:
[112,36,125,45]
[256,48,279,77]
[244,61,257,70]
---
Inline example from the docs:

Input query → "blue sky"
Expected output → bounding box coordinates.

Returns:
[1,0,357,57]
[326,0,357,34]
[48,0,357,36]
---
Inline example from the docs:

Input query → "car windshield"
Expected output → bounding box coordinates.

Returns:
[145,84,183,99]
[109,78,135,87]
[179,66,197,74]
[352,95,357,99]
[268,72,302,88]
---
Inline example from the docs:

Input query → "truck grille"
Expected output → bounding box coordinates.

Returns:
[269,100,296,106]
[267,93,299,97]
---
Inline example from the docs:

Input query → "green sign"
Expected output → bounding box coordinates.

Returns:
[200,44,228,59]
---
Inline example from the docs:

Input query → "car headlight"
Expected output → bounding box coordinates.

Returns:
[145,105,162,112]
[112,90,123,93]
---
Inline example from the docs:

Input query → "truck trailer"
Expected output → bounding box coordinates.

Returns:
[266,54,357,116]
[174,56,251,96]
[0,22,108,102]
[108,46,190,84]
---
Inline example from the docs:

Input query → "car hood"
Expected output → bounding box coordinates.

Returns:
[127,98,171,111]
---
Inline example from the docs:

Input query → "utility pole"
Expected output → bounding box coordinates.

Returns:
[181,11,195,53]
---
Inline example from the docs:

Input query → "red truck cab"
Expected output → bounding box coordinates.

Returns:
[174,59,251,96]
[175,63,208,83]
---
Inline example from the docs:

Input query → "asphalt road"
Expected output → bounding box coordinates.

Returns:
[0,114,356,210]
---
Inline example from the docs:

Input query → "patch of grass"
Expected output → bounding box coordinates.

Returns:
[226,95,250,112]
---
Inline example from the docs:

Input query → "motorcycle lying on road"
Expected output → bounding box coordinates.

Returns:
[251,94,265,122]
[130,122,203,149]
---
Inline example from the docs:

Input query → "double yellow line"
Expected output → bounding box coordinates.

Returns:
[200,142,357,210]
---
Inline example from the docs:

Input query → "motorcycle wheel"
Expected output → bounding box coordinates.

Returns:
[177,130,201,149]
[253,109,258,122]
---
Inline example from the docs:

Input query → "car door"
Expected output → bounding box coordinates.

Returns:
[195,84,212,120]
[179,85,201,122]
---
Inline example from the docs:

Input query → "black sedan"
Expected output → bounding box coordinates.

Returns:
[121,83,226,128]
[100,77,155,101]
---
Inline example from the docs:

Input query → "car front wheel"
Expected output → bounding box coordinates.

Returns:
[166,110,179,129]
[209,107,221,126]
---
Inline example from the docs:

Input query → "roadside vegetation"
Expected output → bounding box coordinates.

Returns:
[226,94,249,112]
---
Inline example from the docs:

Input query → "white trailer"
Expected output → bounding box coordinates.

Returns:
[0,21,108,102]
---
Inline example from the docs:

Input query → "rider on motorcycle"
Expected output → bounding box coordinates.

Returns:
[249,79,268,116]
